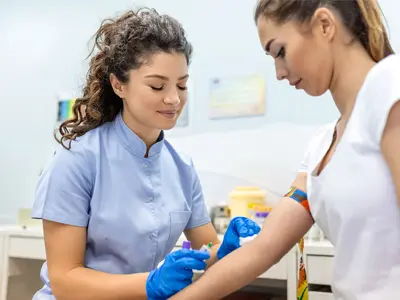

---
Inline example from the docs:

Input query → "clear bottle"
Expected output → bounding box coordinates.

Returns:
[253,212,268,228]
[199,242,212,254]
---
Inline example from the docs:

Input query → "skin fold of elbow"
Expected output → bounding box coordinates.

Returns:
[50,273,80,300]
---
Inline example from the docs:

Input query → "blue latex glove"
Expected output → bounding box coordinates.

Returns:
[146,249,210,300]
[217,216,261,260]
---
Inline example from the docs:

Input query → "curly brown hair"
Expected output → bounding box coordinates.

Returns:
[55,8,193,149]
[254,0,394,62]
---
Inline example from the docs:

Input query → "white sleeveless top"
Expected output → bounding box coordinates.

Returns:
[299,54,400,299]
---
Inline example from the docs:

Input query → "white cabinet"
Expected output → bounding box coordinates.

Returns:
[8,237,45,260]
[0,226,336,300]
[306,255,333,285]
[259,258,287,280]
[304,240,334,299]
[309,291,334,300]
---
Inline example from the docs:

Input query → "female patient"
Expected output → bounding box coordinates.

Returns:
[171,0,400,299]
[32,8,259,300]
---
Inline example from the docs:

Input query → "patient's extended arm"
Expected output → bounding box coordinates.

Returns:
[170,173,313,300]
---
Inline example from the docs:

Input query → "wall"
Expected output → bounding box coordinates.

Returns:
[167,123,322,206]
[0,0,398,223]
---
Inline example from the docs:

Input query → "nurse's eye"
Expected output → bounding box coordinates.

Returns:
[276,47,285,59]
[177,85,187,91]
[151,86,164,91]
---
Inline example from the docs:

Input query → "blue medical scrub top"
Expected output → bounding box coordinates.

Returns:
[31,112,210,298]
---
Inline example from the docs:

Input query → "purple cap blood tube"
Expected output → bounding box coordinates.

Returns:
[182,240,191,249]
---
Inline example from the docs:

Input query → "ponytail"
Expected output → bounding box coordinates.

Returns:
[356,0,394,62]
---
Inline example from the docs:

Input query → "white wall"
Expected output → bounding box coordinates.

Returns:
[0,0,398,223]
[168,124,323,207]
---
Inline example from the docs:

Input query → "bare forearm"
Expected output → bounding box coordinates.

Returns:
[171,198,313,300]
[185,241,272,300]
[205,243,221,269]
[52,267,149,300]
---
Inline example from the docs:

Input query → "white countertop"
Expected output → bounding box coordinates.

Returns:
[304,239,334,256]
[0,225,334,255]
[0,225,43,237]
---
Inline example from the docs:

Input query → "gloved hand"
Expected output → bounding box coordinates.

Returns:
[146,249,210,300]
[217,216,261,260]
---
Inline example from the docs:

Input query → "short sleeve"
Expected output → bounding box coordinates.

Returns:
[298,148,311,173]
[370,97,400,145]
[32,141,93,227]
[364,55,400,145]
[185,159,211,230]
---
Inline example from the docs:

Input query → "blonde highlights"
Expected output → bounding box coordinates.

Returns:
[356,0,394,62]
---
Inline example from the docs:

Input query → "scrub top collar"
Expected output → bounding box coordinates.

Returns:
[114,111,165,158]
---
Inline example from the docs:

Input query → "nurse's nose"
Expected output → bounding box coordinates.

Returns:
[163,88,180,105]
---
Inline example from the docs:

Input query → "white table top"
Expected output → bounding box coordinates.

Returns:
[304,239,334,256]
[0,225,43,237]
[0,225,334,255]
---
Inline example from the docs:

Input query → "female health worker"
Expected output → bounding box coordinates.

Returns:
[31,8,260,300]
[171,0,400,299]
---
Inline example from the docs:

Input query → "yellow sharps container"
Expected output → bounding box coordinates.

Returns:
[228,187,266,219]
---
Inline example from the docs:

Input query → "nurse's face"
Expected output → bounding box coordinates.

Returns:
[256,12,334,96]
[119,52,189,131]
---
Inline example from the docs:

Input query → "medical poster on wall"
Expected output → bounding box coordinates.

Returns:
[57,98,76,122]
[207,74,266,119]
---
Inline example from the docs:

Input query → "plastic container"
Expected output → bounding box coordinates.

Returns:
[306,224,325,241]
[199,242,213,254]
[229,187,265,219]
[253,211,269,227]
[182,240,191,249]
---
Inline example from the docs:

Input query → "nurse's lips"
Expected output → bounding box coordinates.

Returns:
[290,79,302,89]
[158,110,177,119]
